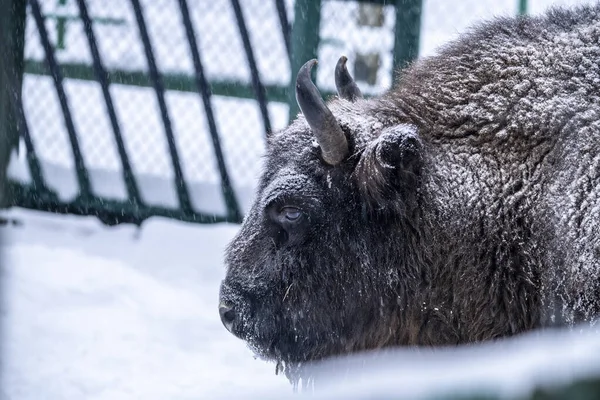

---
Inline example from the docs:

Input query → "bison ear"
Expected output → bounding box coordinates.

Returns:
[355,124,422,208]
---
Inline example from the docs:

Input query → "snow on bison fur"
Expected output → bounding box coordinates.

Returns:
[219,3,600,369]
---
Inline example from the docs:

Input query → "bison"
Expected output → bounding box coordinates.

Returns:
[218,3,600,373]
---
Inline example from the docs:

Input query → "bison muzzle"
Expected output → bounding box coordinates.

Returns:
[219,3,600,370]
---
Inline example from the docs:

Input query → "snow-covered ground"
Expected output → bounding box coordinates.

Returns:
[2,207,600,400]
[0,207,289,399]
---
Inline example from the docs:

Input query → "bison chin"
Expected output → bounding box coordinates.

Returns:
[219,280,388,366]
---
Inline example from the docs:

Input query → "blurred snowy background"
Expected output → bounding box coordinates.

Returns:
[2,0,600,399]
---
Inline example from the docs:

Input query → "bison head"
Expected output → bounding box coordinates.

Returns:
[219,57,424,368]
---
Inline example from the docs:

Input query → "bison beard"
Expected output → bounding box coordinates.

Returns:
[219,3,600,374]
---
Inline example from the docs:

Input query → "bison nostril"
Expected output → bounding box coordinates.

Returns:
[219,303,236,332]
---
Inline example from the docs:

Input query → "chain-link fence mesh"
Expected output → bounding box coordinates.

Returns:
[5,0,599,224]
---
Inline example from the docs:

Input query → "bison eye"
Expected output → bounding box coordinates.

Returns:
[267,204,305,247]
[281,206,302,222]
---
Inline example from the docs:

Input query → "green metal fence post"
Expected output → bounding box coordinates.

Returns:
[288,0,322,124]
[518,0,528,15]
[56,0,68,49]
[0,0,27,207]
[392,0,422,83]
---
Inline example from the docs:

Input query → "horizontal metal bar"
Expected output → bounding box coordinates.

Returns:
[40,13,126,25]
[24,59,378,106]
[24,59,294,102]
[6,180,232,225]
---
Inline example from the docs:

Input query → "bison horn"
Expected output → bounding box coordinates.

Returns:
[295,59,349,165]
[335,56,362,102]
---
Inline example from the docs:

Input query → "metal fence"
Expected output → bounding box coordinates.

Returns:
[0,0,545,226]
[1,0,426,225]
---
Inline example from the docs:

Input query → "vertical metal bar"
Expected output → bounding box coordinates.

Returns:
[29,0,92,200]
[17,108,46,193]
[392,0,422,83]
[56,0,68,49]
[0,21,45,192]
[177,0,242,222]
[6,78,48,193]
[0,0,27,206]
[287,0,321,124]
[275,0,291,60]
[129,0,193,213]
[518,0,528,15]
[230,0,272,136]
[76,0,142,207]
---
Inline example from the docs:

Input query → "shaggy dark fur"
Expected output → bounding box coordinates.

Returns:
[219,3,600,369]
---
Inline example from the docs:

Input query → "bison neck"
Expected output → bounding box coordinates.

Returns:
[391,151,545,347]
